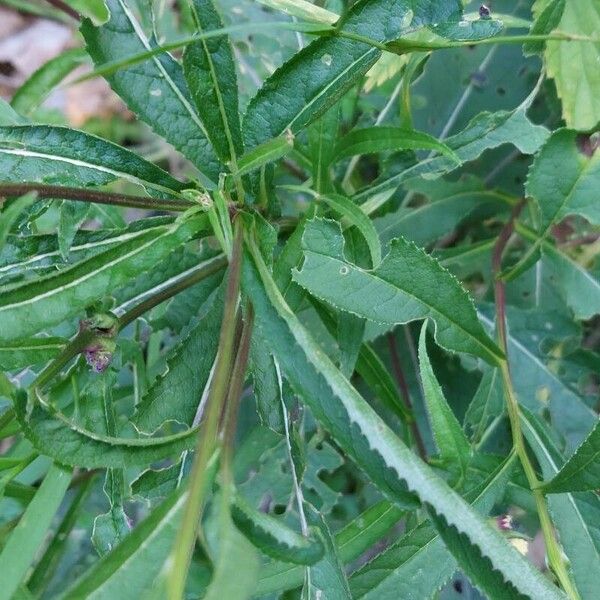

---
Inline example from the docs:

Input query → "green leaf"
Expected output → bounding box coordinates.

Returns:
[256,501,404,596]
[0,463,72,600]
[320,194,381,267]
[249,332,285,434]
[522,408,600,600]
[11,49,89,117]
[0,336,66,371]
[0,98,25,125]
[478,306,596,452]
[432,17,503,41]
[0,216,208,342]
[231,493,324,565]
[418,323,471,480]
[61,488,186,599]
[183,0,243,163]
[14,387,198,469]
[463,366,504,445]
[333,126,459,162]
[292,218,503,365]
[545,0,600,130]
[236,134,294,177]
[308,105,339,193]
[355,107,550,204]
[133,287,223,433]
[91,373,131,556]
[58,201,90,260]
[0,193,38,248]
[524,0,565,55]
[302,507,352,600]
[203,496,259,600]
[517,223,600,321]
[243,239,565,600]
[0,125,186,197]
[243,0,462,147]
[81,0,220,185]
[350,452,516,599]
[65,0,109,24]
[542,418,600,493]
[255,0,338,25]
[511,129,600,279]
[374,176,509,248]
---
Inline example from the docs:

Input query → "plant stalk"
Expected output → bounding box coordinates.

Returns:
[0,183,194,213]
[166,217,244,600]
[493,201,579,600]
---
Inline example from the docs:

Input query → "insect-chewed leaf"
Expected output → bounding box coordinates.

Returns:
[0,125,186,198]
[243,0,462,147]
[81,0,220,185]
[231,494,324,565]
[183,0,243,163]
[243,240,564,600]
[292,218,503,365]
[61,487,187,600]
[0,216,209,342]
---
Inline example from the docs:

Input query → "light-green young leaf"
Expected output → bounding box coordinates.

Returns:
[292,218,503,365]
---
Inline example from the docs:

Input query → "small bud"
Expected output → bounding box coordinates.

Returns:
[79,312,118,336]
[479,4,491,19]
[84,338,116,373]
[496,514,513,531]
[182,188,213,210]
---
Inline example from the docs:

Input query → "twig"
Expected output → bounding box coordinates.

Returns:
[44,0,80,20]
[0,183,194,213]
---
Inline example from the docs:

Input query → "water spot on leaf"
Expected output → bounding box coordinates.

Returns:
[321,53,332,66]
[150,89,162,97]
[339,265,349,275]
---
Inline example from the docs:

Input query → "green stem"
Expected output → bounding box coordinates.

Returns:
[493,202,579,599]
[0,183,194,212]
[166,218,244,600]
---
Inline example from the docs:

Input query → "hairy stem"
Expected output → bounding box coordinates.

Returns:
[166,218,243,600]
[0,183,194,213]
[493,201,579,600]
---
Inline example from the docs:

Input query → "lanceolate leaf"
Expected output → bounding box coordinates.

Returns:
[183,0,243,163]
[0,216,209,341]
[418,324,471,479]
[350,454,515,599]
[542,419,600,494]
[0,193,38,248]
[293,218,503,365]
[133,288,223,433]
[243,239,565,600]
[14,390,197,469]
[10,49,89,117]
[81,0,220,185]
[333,126,459,162]
[522,408,600,600]
[0,463,72,600]
[354,107,549,203]
[0,125,186,198]
[243,0,462,147]
[464,366,504,445]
